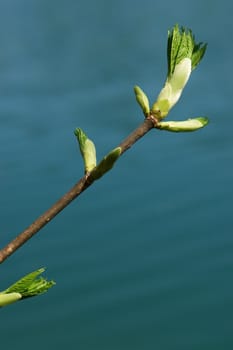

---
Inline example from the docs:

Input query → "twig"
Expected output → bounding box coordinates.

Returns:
[0,116,157,263]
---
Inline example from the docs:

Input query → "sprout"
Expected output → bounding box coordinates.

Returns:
[74,128,97,173]
[157,117,209,132]
[152,25,207,118]
[0,268,55,307]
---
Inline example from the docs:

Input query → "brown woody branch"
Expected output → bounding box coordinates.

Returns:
[0,116,158,263]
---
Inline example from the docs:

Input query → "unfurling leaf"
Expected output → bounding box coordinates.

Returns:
[0,268,55,307]
[151,24,207,118]
[167,24,207,77]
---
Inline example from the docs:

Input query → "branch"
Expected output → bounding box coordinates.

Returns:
[0,24,209,264]
[0,116,157,263]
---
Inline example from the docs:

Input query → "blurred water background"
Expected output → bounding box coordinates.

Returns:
[0,0,233,349]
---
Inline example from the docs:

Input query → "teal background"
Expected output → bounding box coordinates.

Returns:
[0,0,233,349]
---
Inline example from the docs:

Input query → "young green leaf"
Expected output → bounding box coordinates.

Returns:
[152,24,207,118]
[2,268,55,299]
[191,42,207,70]
[167,24,207,77]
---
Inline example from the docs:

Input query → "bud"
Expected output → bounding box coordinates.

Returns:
[152,25,207,118]
[74,128,97,173]
[157,117,209,132]
[90,147,121,181]
[134,85,150,116]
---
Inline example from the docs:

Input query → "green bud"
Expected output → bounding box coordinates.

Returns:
[0,292,22,307]
[74,128,97,173]
[152,25,207,118]
[156,117,209,132]
[134,85,150,116]
[90,147,121,181]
